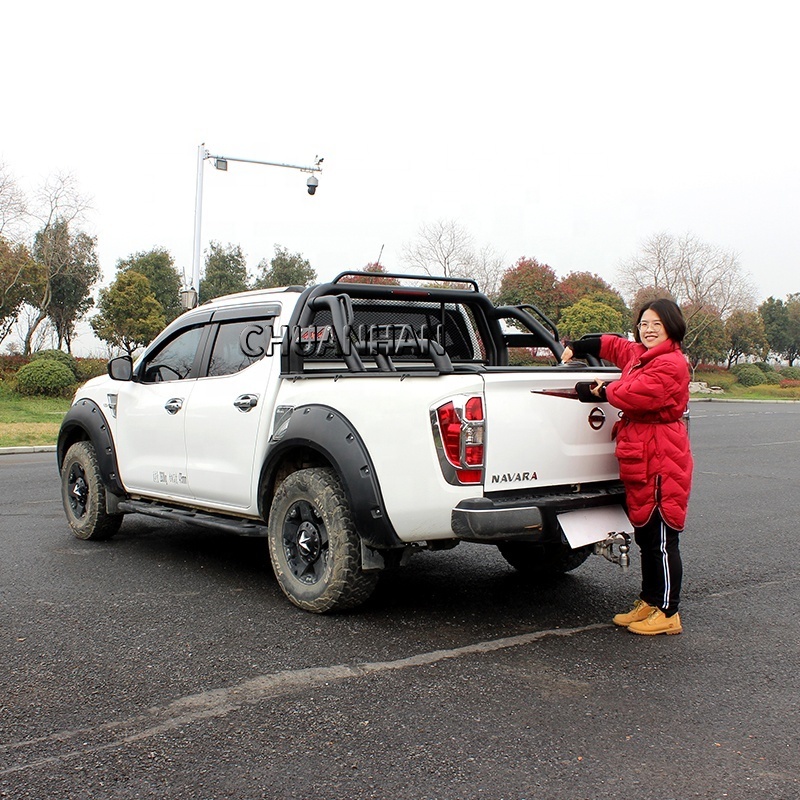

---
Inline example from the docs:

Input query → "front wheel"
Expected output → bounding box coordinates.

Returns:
[497,541,592,576]
[267,467,378,613]
[60,441,123,541]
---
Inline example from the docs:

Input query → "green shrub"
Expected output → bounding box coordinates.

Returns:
[31,349,79,378]
[779,366,800,380]
[75,358,109,382]
[754,361,775,373]
[15,359,76,397]
[735,364,766,387]
[761,371,783,385]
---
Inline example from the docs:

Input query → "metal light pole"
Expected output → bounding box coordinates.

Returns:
[186,144,323,308]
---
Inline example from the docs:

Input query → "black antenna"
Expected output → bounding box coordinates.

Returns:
[376,244,384,266]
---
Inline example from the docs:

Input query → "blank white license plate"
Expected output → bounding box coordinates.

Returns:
[557,505,633,549]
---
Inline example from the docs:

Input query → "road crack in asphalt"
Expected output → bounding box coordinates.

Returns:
[0,622,607,776]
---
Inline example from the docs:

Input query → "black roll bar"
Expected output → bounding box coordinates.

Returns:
[308,294,365,372]
[331,271,480,292]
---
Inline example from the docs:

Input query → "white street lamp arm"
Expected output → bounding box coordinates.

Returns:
[206,152,323,174]
[188,144,323,307]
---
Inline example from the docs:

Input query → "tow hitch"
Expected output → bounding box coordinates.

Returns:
[594,532,632,570]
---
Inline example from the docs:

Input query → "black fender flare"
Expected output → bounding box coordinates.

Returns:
[261,404,403,550]
[57,399,126,498]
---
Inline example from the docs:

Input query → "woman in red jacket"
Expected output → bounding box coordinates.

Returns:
[562,299,693,635]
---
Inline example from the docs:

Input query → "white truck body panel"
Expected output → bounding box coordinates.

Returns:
[481,371,620,491]
[275,373,483,541]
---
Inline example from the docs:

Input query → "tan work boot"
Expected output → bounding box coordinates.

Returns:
[613,599,653,627]
[627,608,683,635]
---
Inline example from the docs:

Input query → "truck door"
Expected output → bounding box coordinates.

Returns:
[182,318,281,510]
[113,324,205,500]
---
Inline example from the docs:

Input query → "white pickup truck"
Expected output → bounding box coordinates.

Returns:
[57,272,632,612]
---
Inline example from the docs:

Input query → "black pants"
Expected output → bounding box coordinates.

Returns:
[634,511,683,616]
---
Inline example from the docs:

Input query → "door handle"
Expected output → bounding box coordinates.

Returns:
[164,398,184,415]
[234,394,259,412]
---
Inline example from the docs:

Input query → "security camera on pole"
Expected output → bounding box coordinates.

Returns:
[184,145,323,309]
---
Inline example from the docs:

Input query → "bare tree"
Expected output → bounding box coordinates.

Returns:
[32,172,89,231]
[22,174,94,354]
[618,232,756,317]
[0,161,28,242]
[472,244,506,299]
[402,219,476,279]
[401,218,506,296]
[15,305,54,354]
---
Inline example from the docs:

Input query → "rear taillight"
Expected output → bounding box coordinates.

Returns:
[433,396,484,484]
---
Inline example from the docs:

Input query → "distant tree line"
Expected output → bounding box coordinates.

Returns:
[2,163,799,365]
[404,223,800,368]
[91,243,318,356]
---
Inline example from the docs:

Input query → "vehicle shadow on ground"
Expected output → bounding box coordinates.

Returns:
[107,516,625,634]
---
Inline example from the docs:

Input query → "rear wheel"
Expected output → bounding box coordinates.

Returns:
[61,441,123,540]
[267,467,378,613]
[497,541,592,575]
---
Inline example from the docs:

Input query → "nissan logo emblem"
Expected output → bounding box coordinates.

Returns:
[588,407,606,430]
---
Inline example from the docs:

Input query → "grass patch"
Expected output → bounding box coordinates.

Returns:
[0,382,71,446]
[728,384,800,400]
[0,422,63,447]
[693,371,800,401]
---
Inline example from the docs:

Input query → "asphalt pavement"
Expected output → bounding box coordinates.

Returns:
[1,402,798,800]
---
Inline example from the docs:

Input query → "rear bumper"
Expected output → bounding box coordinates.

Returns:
[451,482,626,542]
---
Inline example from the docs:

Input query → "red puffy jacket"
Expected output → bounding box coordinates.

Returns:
[600,335,693,530]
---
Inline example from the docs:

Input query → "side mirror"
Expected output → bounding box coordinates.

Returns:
[107,356,133,381]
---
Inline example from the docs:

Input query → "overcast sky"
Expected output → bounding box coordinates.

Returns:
[3,1,798,334]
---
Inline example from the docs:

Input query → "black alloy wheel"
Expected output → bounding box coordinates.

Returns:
[282,499,329,585]
[67,461,90,520]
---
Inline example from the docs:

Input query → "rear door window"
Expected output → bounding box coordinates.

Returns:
[207,319,272,377]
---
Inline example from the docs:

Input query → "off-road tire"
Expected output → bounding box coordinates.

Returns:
[61,441,123,541]
[497,541,592,575]
[267,467,378,613]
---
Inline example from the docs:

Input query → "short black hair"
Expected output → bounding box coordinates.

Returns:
[634,298,686,345]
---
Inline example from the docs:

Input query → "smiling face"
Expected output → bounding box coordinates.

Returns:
[637,308,669,349]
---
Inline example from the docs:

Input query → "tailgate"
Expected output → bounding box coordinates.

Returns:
[481,370,620,490]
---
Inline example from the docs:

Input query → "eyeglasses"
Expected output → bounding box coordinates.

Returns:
[637,321,663,331]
